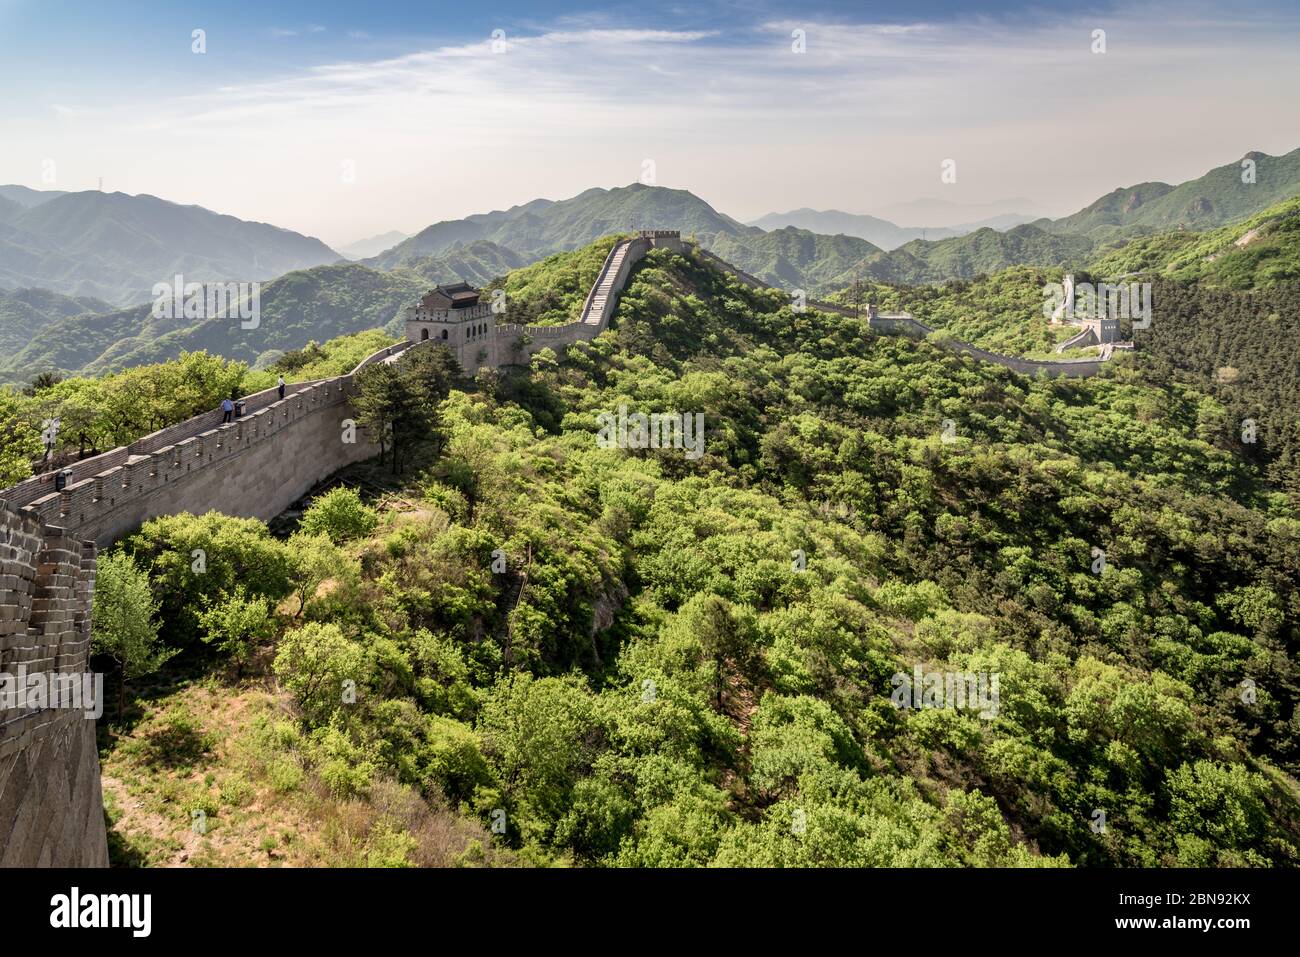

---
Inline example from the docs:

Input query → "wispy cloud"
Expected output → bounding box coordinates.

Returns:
[269,25,326,39]
[11,3,1300,244]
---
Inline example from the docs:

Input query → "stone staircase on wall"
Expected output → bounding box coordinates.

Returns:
[583,240,635,327]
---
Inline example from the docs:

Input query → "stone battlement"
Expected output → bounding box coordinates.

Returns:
[415,233,665,373]
[0,502,107,867]
[2,369,381,548]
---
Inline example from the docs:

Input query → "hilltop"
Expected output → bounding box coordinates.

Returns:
[0,240,527,384]
[368,183,879,294]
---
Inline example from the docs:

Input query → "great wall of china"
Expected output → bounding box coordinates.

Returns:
[0,228,1119,867]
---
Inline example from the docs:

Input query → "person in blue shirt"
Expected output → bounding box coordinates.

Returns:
[221,397,235,423]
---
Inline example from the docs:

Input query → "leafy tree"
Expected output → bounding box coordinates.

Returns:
[125,512,295,644]
[0,390,40,486]
[273,622,367,726]
[93,551,177,719]
[196,588,276,675]
[300,487,378,543]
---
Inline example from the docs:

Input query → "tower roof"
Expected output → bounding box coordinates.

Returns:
[419,282,481,311]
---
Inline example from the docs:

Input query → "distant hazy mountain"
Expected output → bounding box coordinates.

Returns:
[336,230,411,260]
[746,209,953,249]
[873,196,1046,227]
[746,208,1038,250]
[0,188,342,306]
[0,185,68,210]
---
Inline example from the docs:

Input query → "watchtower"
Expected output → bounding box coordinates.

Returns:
[404,283,495,370]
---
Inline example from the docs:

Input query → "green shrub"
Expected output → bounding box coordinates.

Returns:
[300,487,379,543]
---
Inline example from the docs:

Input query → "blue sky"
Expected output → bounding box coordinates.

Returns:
[2,0,1298,245]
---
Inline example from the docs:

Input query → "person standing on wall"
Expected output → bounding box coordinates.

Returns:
[278,375,286,401]
[221,396,235,423]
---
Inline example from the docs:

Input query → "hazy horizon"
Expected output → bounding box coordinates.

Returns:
[3,0,1299,246]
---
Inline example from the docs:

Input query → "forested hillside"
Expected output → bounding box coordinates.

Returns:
[1088,196,1300,289]
[0,287,112,358]
[79,242,1300,868]
[850,224,1094,285]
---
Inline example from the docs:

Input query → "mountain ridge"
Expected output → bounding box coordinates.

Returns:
[0,187,343,306]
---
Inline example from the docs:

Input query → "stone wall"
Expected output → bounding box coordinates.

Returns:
[0,504,108,867]
[0,237,673,867]
[0,224,1111,869]
[692,242,1113,379]
[869,314,1105,376]
[0,351,389,868]
[4,375,379,548]
[0,329,407,869]
[484,234,657,369]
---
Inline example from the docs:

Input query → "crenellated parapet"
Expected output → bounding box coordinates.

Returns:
[0,502,107,867]
[1,360,388,548]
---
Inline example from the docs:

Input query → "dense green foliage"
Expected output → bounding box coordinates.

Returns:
[827,267,1083,358]
[270,330,399,381]
[299,487,379,543]
[96,241,1300,867]
[482,237,620,327]
[1135,279,1300,496]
